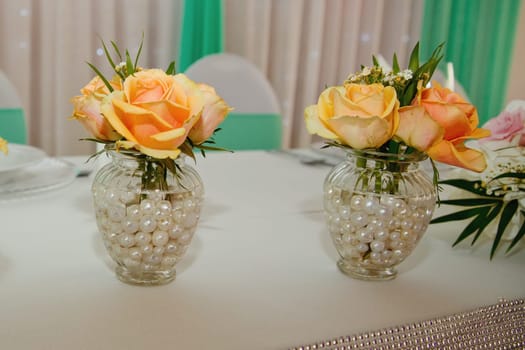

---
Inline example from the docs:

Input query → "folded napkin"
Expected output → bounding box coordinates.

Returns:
[289,298,524,350]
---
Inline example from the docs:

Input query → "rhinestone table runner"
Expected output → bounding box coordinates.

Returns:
[289,298,524,350]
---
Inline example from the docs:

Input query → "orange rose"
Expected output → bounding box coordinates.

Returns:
[416,83,490,172]
[305,83,399,149]
[71,76,121,141]
[188,84,232,145]
[101,70,206,159]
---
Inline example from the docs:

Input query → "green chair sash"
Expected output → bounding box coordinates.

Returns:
[0,108,27,144]
[210,113,282,151]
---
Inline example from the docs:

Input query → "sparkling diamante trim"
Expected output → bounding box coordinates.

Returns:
[289,298,525,350]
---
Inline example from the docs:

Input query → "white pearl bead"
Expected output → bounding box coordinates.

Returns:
[122,220,139,235]
[120,190,137,204]
[153,246,165,256]
[126,204,141,221]
[356,243,369,253]
[152,230,169,247]
[135,231,151,246]
[357,228,373,243]
[165,241,178,254]
[108,204,126,222]
[140,200,155,215]
[109,222,123,234]
[350,195,364,210]
[118,233,135,248]
[128,247,142,260]
[123,257,140,268]
[169,224,184,239]
[161,256,178,267]
[350,212,368,227]
[390,230,401,241]
[139,215,156,233]
[172,209,183,222]
[157,200,172,215]
[338,206,351,220]
[370,240,385,252]
[178,233,193,244]
[157,218,172,231]
[183,212,198,228]
[144,254,162,265]
[363,196,379,214]
[141,244,153,256]
[400,219,413,230]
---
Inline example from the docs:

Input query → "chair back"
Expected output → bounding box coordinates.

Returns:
[0,71,27,144]
[185,53,282,150]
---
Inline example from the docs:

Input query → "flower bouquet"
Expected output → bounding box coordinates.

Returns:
[304,42,490,280]
[431,106,525,259]
[70,38,231,285]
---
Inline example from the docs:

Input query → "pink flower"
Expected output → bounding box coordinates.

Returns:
[482,108,525,146]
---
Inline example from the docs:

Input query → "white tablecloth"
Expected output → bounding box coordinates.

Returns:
[0,151,523,350]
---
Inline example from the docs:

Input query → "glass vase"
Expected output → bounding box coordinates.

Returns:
[92,149,203,286]
[323,149,436,281]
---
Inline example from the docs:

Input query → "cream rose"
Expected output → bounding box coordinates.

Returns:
[305,83,399,149]
[101,70,207,159]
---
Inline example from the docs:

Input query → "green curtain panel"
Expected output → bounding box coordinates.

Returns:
[421,0,522,124]
[179,0,224,72]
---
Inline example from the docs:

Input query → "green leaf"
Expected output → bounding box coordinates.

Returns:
[439,198,500,206]
[134,32,144,69]
[372,55,379,67]
[491,199,519,259]
[430,207,487,224]
[471,201,503,245]
[452,206,491,246]
[166,61,176,75]
[178,140,196,162]
[491,172,525,181]
[125,50,134,76]
[392,53,400,73]
[506,210,525,254]
[86,62,114,92]
[439,179,488,196]
[110,41,123,61]
[408,42,420,71]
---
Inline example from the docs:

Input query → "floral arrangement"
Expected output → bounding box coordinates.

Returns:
[70,38,231,188]
[0,137,7,155]
[431,106,525,258]
[304,43,490,181]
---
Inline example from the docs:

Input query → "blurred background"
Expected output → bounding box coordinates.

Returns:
[0,0,523,156]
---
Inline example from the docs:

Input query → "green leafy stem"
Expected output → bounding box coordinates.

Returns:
[430,176,525,259]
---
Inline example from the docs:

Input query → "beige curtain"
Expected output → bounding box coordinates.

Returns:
[0,0,182,156]
[223,0,424,148]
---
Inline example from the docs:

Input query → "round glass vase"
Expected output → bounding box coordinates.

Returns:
[91,150,204,286]
[323,149,436,281]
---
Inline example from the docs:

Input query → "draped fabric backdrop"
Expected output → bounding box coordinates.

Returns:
[223,0,423,148]
[0,0,523,156]
[421,0,522,124]
[0,0,182,156]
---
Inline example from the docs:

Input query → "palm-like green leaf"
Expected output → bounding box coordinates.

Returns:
[452,205,491,246]
[439,198,500,206]
[471,201,503,245]
[166,61,176,75]
[507,210,525,253]
[491,199,519,259]
[134,33,144,69]
[407,42,419,71]
[430,207,487,224]
[439,179,488,196]
[491,172,525,180]
[392,53,400,73]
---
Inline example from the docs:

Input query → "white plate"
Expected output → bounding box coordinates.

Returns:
[0,144,46,173]
[0,157,76,201]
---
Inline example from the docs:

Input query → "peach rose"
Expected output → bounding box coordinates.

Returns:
[71,76,121,141]
[396,106,443,152]
[416,83,490,172]
[305,83,399,149]
[101,70,207,159]
[188,84,232,144]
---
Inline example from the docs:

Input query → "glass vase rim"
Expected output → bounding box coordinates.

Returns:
[343,147,428,163]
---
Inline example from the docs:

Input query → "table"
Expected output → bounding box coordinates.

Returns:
[1,151,523,349]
